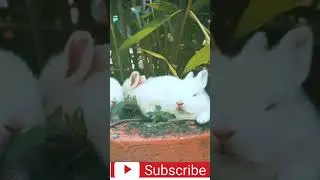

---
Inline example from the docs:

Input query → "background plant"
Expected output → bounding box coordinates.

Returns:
[212,0,320,109]
[110,0,211,82]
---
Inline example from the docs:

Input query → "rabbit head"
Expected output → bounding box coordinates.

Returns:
[39,30,106,114]
[110,77,124,108]
[40,30,109,165]
[165,70,210,124]
[212,26,315,163]
[122,71,146,98]
[0,50,45,154]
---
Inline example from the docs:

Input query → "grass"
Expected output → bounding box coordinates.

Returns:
[126,120,210,138]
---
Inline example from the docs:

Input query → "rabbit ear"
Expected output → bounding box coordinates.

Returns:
[130,71,140,88]
[195,69,208,89]
[64,31,95,83]
[272,26,313,85]
[184,71,194,79]
[240,32,268,58]
[82,44,108,80]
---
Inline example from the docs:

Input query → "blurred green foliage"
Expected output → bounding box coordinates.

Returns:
[110,0,211,82]
[0,107,106,180]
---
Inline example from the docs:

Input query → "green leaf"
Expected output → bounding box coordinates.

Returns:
[111,102,125,114]
[131,0,137,7]
[141,11,154,19]
[189,10,210,44]
[161,112,176,121]
[119,10,182,52]
[72,107,87,138]
[234,0,312,39]
[147,2,179,13]
[46,106,64,128]
[155,105,162,111]
[183,44,210,75]
[141,48,178,77]
[5,126,46,164]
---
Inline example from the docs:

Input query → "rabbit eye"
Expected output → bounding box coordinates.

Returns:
[193,93,198,97]
[264,102,278,111]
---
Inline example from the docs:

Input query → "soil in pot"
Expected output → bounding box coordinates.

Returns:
[110,120,210,162]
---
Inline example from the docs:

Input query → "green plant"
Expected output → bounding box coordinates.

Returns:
[111,99,176,124]
[146,105,176,123]
[213,0,318,51]
[234,0,314,39]
[110,0,211,82]
[0,107,106,179]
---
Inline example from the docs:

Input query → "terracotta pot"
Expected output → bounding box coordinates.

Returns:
[110,123,210,162]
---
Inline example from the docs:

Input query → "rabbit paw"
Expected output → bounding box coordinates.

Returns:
[276,163,318,180]
[196,112,210,124]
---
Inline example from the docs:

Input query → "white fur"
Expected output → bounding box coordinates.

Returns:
[212,153,275,180]
[110,77,124,108]
[171,70,210,124]
[39,30,109,165]
[134,74,181,115]
[212,26,320,180]
[0,49,45,154]
[133,71,210,124]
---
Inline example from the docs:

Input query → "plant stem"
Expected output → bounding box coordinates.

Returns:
[110,11,124,81]
[172,0,192,73]
[117,0,128,38]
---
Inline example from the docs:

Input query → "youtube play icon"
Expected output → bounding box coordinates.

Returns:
[114,162,139,178]
[124,165,131,174]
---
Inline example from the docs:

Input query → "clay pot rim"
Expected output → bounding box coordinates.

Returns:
[110,130,210,142]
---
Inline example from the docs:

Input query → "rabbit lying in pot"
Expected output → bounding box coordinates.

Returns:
[123,70,210,124]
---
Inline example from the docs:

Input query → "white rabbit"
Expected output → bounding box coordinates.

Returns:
[122,71,146,98]
[212,26,320,180]
[123,71,184,100]
[0,49,45,154]
[39,30,109,165]
[122,70,186,99]
[130,74,183,114]
[132,70,210,124]
[167,69,210,124]
[110,77,124,108]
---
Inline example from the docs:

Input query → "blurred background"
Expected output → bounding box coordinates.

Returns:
[0,0,108,179]
[0,0,108,76]
[110,0,211,92]
[211,0,320,110]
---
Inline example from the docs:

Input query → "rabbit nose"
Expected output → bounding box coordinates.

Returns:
[176,101,184,107]
[111,101,116,105]
[213,129,235,142]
